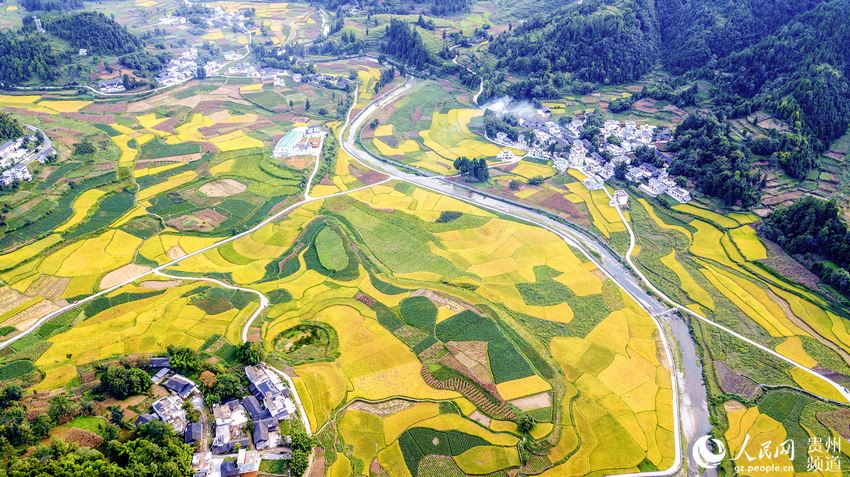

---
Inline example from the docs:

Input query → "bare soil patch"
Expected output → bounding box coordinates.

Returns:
[445,340,492,384]
[350,398,413,417]
[509,391,552,411]
[166,246,187,260]
[100,264,151,290]
[52,428,103,449]
[25,276,71,301]
[167,208,228,232]
[469,410,491,427]
[199,178,247,197]
[140,279,183,290]
[715,361,762,401]
[6,300,60,330]
[0,286,30,315]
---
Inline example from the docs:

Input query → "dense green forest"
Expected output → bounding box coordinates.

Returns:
[0,113,24,143]
[0,30,62,87]
[488,0,658,85]
[716,0,850,151]
[656,0,824,74]
[20,0,85,11]
[43,11,142,55]
[381,19,432,69]
[4,423,194,477]
[762,197,850,296]
[667,112,764,208]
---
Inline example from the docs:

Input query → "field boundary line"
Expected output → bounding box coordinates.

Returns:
[605,187,850,405]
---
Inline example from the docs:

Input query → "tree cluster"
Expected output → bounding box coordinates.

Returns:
[453,157,489,182]
[20,0,84,11]
[483,110,520,142]
[488,0,659,88]
[118,50,170,77]
[762,197,850,296]
[667,111,764,207]
[0,30,62,87]
[381,19,432,69]
[44,12,142,55]
[4,421,194,477]
[97,364,152,400]
[0,113,24,143]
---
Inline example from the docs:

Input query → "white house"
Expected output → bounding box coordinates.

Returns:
[497,149,516,162]
[610,190,629,208]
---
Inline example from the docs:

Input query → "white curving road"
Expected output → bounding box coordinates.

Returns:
[600,187,850,404]
[338,78,685,476]
[153,270,313,436]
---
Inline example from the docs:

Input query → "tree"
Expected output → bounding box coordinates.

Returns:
[73,139,96,155]
[48,395,76,424]
[98,365,152,399]
[614,161,629,181]
[196,66,206,79]
[0,385,23,409]
[199,370,217,389]
[235,342,265,365]
[305,99,311,111]
[0,113,24,143]
[30,415,52,440]
[107,405,124,425]
[290,450,310,476]
[167,346,200,374]
[213,374,243,401]
[517,413,536,433]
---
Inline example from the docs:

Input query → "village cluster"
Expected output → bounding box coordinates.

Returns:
[135,360,298,477]
[0,127,56,188]
[494,110,692,204]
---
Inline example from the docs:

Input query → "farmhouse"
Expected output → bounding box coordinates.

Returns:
[252,417,282,450]
[667,186,692,203]
[497,149,516,161]
[152,368,169,384]
[639,178,666,197]
[184,422,202,444]
[1,164,32,187]
[211,400,250,454]
[273,126,325,158]
[152,395,188,433]
[149,357,170,368]
[99,78,126,94]
[245,364,296,421]
[610,190,629,208]
[163,374,198,399]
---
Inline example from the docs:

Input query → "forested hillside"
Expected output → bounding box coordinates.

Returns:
[20,0,84,11]
[488,0,658,85]
[381,19,432,69]
[763,197,850,295]
[0,31,62,87]
[43,11,142,55]
[656,0,824,74]
[717,0,850,151]
[667,112,764,208]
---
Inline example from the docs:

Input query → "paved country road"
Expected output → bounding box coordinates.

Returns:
[4,72,846,476]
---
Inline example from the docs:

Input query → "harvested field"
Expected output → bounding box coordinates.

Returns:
[99,264,152,290]
[509,391,553,411]
[199,179,247,197]
[139,279,183,290]
[715,361,762,401]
